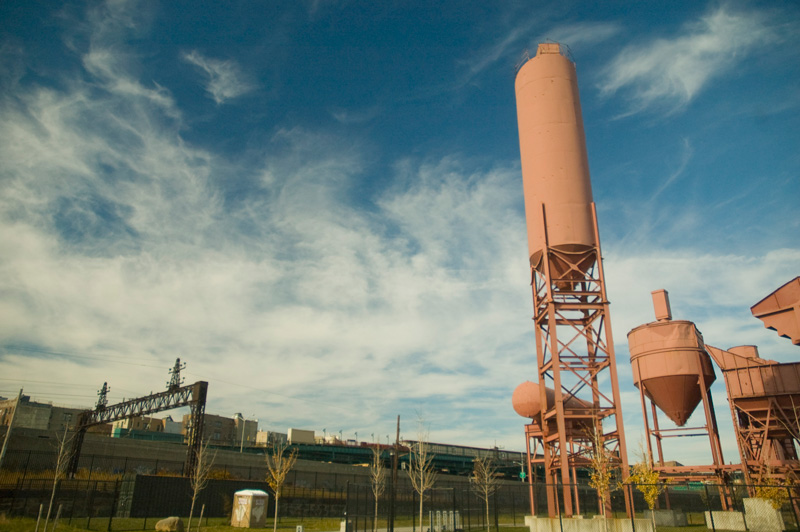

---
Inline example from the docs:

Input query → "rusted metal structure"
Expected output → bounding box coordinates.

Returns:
[68,359,208,477]
[628,280,800,493]
[513,381,595,515]
[751,277,800,346]
[627,290,737,507]
[513,42,630,518]
[706,344,800,485]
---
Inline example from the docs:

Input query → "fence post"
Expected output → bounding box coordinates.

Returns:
[627,484,635,532]
[107,479,121,532]
[68,478,80,525]
[511,485,516,525]
[451,487,457,529]
[85,480,95,529]
[22,450,31,486]
[466,486,471,531]
[345,481,350,532]
[704,483,716,532]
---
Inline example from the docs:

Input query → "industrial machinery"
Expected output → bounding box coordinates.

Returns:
[512,42,630,518]
[705,343,800,486]
[627,290,737,507]
[751,277,800,346]
[628,279,800,494]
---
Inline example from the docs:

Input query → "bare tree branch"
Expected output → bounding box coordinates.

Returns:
[266,440,298,532]
[44,426,74,531]
[471,457,500,532]
[370,445,387,532]
[408,422,436,531]
[187,437,216,532]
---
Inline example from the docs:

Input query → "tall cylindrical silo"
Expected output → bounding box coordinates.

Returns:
[515,43,596,277]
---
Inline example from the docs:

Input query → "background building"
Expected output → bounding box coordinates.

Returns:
[183,413,237,446]
[256,430,287,447]
[233,413,258,450]
[0,394,104,433]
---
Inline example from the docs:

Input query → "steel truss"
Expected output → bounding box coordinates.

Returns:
[525,203,630,518]
[68,380,208,477]
[706,347,800,487]
[728,388,800,484]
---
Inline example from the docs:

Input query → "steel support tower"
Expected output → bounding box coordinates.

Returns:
[514,43,630,518]
[527,204,630,517]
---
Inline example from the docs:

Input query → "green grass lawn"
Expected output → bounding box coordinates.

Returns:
[0,515,343,532]
[0,515,758,532]
[0,516,538,532]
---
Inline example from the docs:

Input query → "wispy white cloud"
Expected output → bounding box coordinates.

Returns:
[183,50,255,104]
[330,105,381,125]
[464,20,619,85]
[0,1,535,442]
[1,0,797,457]
[599,5,776,115]
[536,21,621,52]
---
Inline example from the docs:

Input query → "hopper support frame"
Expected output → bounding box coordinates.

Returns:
[706,345,800,487]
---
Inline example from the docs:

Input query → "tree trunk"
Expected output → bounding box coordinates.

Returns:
[44,478,59,531]
[187,495,196,532]
[485,496,490,532]
[374,496,379,532]
[418,492,424,532]
[273,495,280,532]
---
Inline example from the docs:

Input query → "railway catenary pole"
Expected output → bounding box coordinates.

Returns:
[67,376,208,478]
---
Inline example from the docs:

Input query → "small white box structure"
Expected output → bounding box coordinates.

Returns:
[231,489,269,528]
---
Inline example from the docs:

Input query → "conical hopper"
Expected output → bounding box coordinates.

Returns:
[636,374,705,427]
[628,320,716,427]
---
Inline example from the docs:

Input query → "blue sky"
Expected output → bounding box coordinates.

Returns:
[1,0,798,463]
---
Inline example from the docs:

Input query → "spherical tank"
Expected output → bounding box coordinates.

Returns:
[512,381,542,418]
[512,380,593,419]
[627,320,716,427]
[514,43,596,275]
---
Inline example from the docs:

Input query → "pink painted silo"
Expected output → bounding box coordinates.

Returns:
[514,43,596,278]
[627,290,716,426]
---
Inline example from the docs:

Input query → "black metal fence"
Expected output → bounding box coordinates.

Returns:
[344,482,531,532]
[4,448,800,532]
[0,478,121,530]
[344,480,800,532]
[515,481,800,532]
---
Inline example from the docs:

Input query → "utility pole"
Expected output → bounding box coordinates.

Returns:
[0,389,23,472]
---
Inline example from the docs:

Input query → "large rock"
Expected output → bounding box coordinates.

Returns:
[155,516,185,531]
